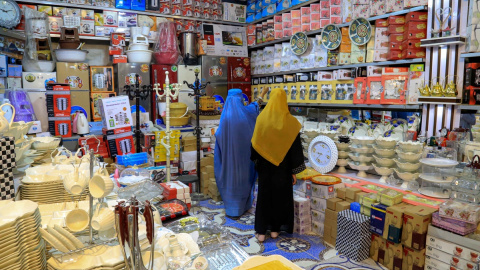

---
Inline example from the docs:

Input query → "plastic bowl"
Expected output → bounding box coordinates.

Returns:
[22,60,55,72]
[55,49,88,62]
[32,137,61,150]
[127,50,153,63]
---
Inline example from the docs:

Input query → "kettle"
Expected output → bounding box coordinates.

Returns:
[75,111,90,135]
[443,75,458,97]
[431,78,444,97]
[0,103,15,134]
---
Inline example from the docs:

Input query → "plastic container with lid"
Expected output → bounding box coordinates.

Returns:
[418,158,458,198]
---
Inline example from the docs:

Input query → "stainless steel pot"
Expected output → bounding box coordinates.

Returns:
[179,32,198,65]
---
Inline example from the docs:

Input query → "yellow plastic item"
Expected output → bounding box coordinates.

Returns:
[233,255,302,270]
[311,175,342,185]
[295,167,321,180]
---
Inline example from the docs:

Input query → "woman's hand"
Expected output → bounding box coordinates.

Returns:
[292,174,297,185]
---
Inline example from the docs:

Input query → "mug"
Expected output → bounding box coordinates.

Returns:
[92,207,115,231]
[63,172,88,195]
[65,208,89,232]
[89,168,114,198]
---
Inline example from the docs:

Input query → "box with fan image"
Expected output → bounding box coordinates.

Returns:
[381,75,408,104]
[48,117,72,138]
[90,66,114,92]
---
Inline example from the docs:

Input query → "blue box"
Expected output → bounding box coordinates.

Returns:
[370,204,388,235]
[131,0,146,11]
[7,65,22,78]
[0,55,7,77]
[255,10,262,20]
[247,2,256,13]
[115,0,131,9]
[276,0,291,12]
[247,13,255,23]
[261,4,276,16]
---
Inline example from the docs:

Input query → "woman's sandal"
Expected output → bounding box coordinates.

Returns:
[270,232,279,239]
[255,233,266,242]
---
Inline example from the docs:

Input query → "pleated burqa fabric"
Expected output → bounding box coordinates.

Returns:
[214,89,259,217]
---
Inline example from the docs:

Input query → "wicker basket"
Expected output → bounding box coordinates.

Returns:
[170,115,190,126]
[199,96,216,111]
[170,102,188,117]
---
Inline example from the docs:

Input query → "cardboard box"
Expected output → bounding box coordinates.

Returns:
[336,201,351,212]
[22,72,56,89]
[327,198,343,211]
[90,66,114,92]
[401,205,436,250]
[98,95,133,130]
[402,247,426,270]
[48,116,72,138]
[311,183,345,199]
[56,62,89,90]
[346,187,362,200]
[325,208,338,222]
[311,197,327,212]
[426,246,479,270]
[355,192,368,203]
[103,11,118,26]
[385,241,403,270]
[337,187,346,199]
[223,2,246,23]
[425,255,461,270]
[312,209,326,224]
[385,203,412,242]
[71,90,91,122]
[370,233,385,261]
[91,92,116,121]
[426,235,480,263]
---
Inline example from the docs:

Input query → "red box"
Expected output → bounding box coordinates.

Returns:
[388,15,405,25]
[172,4,182,16]
[247,24,256,35]
[228,83,251,101]
[321,19,331,28]
[283,28,293,37]
[407,21,427,31]
[402,48,426,59]
[113,55,128,63]
[321,9,330,18]
[403,29,427,40]
[182,6,193,17]
[330,16,341,24]
[389,33,404,42]
[46,91,71,118]
[103,126,135,157]
[183,20,195,32]
[111,33,125,46]
[376,19,389,27]
[302,15,311,24]
[387,25,405,34]
[282,13,292,21]
[311,13,320,22]
[291,10,301,18]
[301,24,311,32]
[15,4,36,30]
[283,21,293,29]
[353,77,368,104]
[387,50,404,60]
[383,67,409,74]
[275,30,284,39]
[109,46,123,55]
[160,3,172,14]
[274,23,283,31]
[366,77,383,104]
[228,57,251,82]
[405,11,428,22]
[311,22,321,30]
[293,26,302,34]
[311,4,320,13]
[321,0,330,9]
[274,15,282,23]
[292,18,301,27]
[49,118,72,138]
[389,41,403,51]
[401,39,422,50]
[247,35,256,46]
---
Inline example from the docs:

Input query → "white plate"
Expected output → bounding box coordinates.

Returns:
[419,158,458,167]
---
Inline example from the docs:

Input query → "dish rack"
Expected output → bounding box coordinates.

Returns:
[48,238,118,264]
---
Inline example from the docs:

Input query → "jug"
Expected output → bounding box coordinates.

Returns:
[0,103,15,134]
[77,112,90,135]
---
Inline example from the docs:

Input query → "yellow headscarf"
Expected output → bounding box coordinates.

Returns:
[251,88,302,166]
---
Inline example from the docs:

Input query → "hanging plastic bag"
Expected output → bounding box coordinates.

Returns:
[153,21,181,65]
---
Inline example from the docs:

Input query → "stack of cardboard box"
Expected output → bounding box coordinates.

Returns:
[323,187,361,246]
[309,182,345,238]
[199,156,222,201]
[294,197,312,235]
[336,209,371,262]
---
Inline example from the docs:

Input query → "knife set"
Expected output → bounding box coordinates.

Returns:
[114,197,155,270]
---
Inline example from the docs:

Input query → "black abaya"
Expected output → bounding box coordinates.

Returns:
[251,134,306,234]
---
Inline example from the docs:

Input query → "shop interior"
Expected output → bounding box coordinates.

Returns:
[1,0,480,269]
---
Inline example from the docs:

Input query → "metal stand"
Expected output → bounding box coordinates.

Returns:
[124,74,152,153]
[183,72,209,189]
[153,71,180,182]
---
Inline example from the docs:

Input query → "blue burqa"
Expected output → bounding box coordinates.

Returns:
[214,89,259,217]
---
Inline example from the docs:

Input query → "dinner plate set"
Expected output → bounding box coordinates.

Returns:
[0,200,47,270]
[47,245,126,270]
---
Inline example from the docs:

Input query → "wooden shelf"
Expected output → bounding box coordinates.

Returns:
[262,102,422,111]
[420,35,466,47]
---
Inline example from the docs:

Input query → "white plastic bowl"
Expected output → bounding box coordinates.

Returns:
[23,60,55,72]
[32,137,61,150]
[129,44,149,51]
[394,159,422,172]
[375,137,398,149]
[55,49,88,62]
[126,50,153,63]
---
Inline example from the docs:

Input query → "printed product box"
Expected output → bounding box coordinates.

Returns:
[49,17,63,34]
[401,205,436,250]
[387,50,403,60]
[386,0,404,12]
[46,83,71,118]
[385,241,403,270]
[38,5,53,16]
[407,21,427,31]
[223,2,246,23]
[118,12,137,27]
[425,255,461,270]
[338,53,351,65]
[22,72,56,89]
[103,126,135,157]
[405,11,428,22]
[371,204,388,235]
[311,197,327,212]
[388,25,406,34]
[426,246,479,270]
[98,95,133,130]
[403,29,427,40]
[311,183,345,199]
[404,0,427,8]
[91,92,116,121]
[403,48,426,59]
[90,66,114,92]
[80,20,95,36]
[385,203,412,242]
[370,233,385,261]
[48,117,72,138]
[370,0,386,16]
[403,247,426,270]
[426,235,480,263]
[353,5,369,19]
[103,11,118,27]
[312,209,326,223]
[375,27,389,43]
[376,19,389,27]
[407,71,423,104]
[57,62,90,91]
[388,15,406,25]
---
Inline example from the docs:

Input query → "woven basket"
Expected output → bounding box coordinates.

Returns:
[199,97,215,111]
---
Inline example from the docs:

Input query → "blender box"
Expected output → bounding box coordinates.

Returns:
[98,95,133,130]
[56,62,90,90]
[90,66,114,92]
[401,205,436,250]
[22,72,57,90]
[48,116,72,138]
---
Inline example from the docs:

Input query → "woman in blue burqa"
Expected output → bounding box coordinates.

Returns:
[214,89,259,218]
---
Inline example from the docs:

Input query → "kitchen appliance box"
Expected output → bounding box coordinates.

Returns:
[115,63,151,114]
[90,66,115,92]
[102,126,135,157]
[71,90,92,122]
[98,95,133,130]
[91,92,117,121]
[56,62,90,90]
[46,84,71,118]
[22,72,57,90]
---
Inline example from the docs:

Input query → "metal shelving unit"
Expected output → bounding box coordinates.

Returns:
[252,58,424,77]
[420,36,466,47]
[262,102,422,110]
[459,104,480,110]
[460,52,480,58]
[16,0,245,26]
[248,6,427,50]
[11,31,156,43]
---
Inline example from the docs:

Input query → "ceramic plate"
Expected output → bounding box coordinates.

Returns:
[290,32,309,55]
[349,18,372,45]
[321,24,342,50]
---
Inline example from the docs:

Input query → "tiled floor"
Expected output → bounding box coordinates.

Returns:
[195,199,329,269]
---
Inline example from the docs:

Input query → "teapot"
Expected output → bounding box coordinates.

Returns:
[430,78,444,97]
[418,80,431,96]
[443,75,458,97]
[0,103,15,135]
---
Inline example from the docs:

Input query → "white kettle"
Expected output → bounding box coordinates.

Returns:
[76,112,90,135]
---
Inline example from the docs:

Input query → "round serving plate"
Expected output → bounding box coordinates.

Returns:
[349,18,372,46]
[321,24,342,50]
[290,32,309,55]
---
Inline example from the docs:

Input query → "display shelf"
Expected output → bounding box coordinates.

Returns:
[0,27,25,40]
[263,102,422,110]
[459,104,480,110]
[248,6,427,49]
[252,58,424,77]
[420,35,466,47]
[418,96,462,104]
[249,0,320,25]
[460,52,480,58]
[16,0,245,26]
[11,31,156,43]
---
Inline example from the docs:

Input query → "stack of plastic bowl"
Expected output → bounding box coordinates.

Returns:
[394,141,424,189]
[348,136,375,178]
[372,137,398,183]
[335,136,350,173]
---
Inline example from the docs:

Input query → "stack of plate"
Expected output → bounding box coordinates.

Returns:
[0,200,47,270]
[394,141,424,189]
[47,245,126,270]
[20,175,89,204]
[372,137,398,183]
